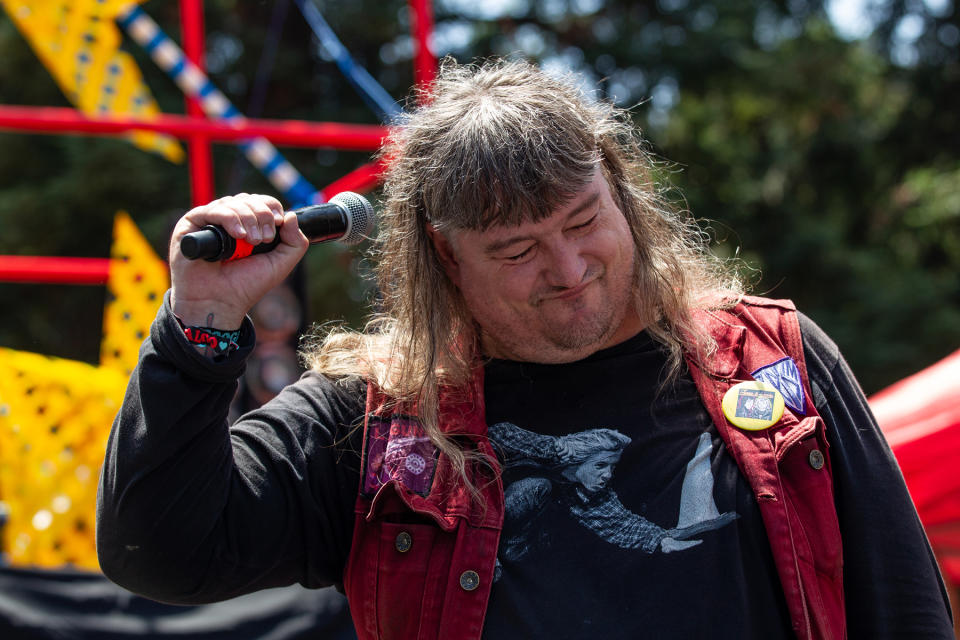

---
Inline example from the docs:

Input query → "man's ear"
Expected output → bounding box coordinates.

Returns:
[426,224,461,287]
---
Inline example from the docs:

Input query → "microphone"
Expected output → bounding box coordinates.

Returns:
[180,191,374,262]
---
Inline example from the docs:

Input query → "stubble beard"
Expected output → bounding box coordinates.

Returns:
[476,259,638,363]
[477,302,620,363]
[534,263,636,354]
[483,274,635,363]
[539,296,618,351]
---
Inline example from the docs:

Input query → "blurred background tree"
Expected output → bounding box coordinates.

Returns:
[0,0,956,393]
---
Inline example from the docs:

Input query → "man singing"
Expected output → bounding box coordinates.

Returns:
[97,59,954,639]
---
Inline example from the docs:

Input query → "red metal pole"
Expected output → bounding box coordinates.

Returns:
[408,0,436,90]
[0,256,112,285]
[180,0,215,206]
[0,105,387,149]
[318,159,388,201]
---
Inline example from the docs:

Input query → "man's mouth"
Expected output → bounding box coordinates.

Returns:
[533,267,604,305]
[535,273,600,305]
[549,281,592,301]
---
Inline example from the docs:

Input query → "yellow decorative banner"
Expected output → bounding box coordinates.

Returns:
[1,0,183,162]
[0,348,127,570]
[0,211,168,570]
[100,210,169,375]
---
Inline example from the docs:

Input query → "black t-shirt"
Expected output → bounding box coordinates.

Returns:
[481,330,793,639]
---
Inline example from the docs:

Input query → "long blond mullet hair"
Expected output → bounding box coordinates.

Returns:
[303,58,744,493]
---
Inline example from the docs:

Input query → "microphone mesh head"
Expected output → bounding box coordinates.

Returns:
[329,191,375,245]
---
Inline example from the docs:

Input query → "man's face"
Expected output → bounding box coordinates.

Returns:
[431,167,643,363]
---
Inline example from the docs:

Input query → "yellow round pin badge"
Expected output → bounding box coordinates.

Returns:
[721,381,785,431]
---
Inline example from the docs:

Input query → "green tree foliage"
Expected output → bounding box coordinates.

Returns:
[653,16,960,392]
[0,0,956,392]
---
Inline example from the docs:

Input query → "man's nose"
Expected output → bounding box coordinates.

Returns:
[543,242,587,288]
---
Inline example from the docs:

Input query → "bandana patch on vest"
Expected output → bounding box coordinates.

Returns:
[751,356,806,415]
[363,414,439,496]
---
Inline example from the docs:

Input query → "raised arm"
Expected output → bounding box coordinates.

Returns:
[96,195,363,603]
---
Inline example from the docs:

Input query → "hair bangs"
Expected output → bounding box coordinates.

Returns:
[418,76,600,232]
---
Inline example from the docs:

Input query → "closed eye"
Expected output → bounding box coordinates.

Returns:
[504,246,534,262]
[569,213,597,232]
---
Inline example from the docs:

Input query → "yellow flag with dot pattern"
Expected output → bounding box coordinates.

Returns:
[0,211,168,569]
[1,0,183,162]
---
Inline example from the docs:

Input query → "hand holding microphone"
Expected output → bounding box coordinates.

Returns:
[180,191,374,261]
[169,192,373,331]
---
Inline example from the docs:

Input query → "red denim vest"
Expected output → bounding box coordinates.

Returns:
[685,297,845,640]
[343,297,845,640]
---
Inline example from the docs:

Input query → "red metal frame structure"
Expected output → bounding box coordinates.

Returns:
[0,106,387,149]
[180,0,215,207]
[0,256,113,285]
[0,0,435,285]
[410,0,436,90]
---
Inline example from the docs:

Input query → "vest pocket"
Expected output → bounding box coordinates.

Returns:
[375,521,452,640]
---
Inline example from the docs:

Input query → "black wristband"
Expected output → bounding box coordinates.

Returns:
[174,316,241,357]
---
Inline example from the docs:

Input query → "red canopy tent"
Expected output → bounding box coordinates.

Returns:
[869,348,960,586]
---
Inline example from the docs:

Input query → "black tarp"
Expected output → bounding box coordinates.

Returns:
[0,566,357,639]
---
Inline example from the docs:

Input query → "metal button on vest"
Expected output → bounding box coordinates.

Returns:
[808,449,825,470]
[459,570,480,591]
[395,531,412,553]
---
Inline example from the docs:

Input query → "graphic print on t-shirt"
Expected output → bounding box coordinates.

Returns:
[488,422,738,575]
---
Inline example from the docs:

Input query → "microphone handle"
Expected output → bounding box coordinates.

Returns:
[180,204,348,262]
